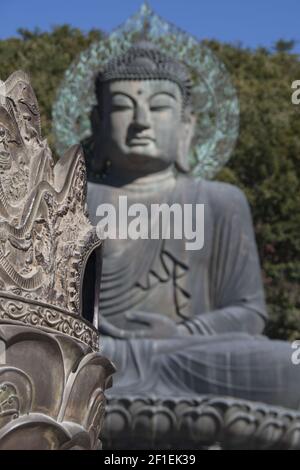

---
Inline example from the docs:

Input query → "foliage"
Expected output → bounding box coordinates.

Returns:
[0,27,299,339]
[0,26,104,149]
[207,40,300,339]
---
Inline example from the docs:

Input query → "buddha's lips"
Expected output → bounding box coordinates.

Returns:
[128,137,155,146]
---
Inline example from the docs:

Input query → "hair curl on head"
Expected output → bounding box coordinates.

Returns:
[95,41,193,109]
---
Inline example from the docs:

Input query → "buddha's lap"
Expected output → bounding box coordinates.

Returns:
[102,333,300,408]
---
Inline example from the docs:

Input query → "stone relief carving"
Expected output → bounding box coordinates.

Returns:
[0,71,100,317]
[103,396,300,450]
[0,70,114,450]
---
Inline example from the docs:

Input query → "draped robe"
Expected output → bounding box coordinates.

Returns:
[87,175,300,409]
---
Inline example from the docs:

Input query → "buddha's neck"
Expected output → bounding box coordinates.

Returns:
[103,166,177,196]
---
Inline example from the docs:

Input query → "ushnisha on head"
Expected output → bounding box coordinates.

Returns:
[91,42,196,180]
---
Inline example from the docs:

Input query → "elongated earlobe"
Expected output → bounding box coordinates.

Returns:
[89,105,108,177]
[175,110,196,173]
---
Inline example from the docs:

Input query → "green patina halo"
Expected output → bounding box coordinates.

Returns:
[52,3,239,180]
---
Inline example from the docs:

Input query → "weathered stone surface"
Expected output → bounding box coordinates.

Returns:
[0,70,114,449]
[102,396,300,450]
[85,41,300,448]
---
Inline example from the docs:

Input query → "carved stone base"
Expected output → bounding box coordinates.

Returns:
[0,322,114,450]
[102,396,300,450]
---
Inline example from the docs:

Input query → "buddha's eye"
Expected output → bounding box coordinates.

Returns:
[111,104,133,112]
[149,95,176,112]
[111,95,134,112]
[150,105,172,112]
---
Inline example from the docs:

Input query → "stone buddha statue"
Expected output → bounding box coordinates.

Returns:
[86,42,300,409]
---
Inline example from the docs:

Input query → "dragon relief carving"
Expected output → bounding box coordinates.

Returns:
[0,71,114,450]
[0,71,101,316]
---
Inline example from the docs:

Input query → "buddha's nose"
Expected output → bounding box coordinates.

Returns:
[133,105,151,130]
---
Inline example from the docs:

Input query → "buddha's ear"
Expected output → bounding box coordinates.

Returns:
[91,105,102,134]
[89,105,107,175]
[175,108,196,174]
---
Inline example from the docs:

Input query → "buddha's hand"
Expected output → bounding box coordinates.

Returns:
[99,312,187,339]
[124,311,180,339]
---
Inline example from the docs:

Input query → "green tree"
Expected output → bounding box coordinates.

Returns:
[0,25,104,148]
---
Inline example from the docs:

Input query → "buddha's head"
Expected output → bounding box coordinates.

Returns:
[90,42,196,179]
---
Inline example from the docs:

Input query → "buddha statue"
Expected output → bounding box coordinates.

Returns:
[86,42,300,409]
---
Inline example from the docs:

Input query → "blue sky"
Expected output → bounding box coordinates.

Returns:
[1,0,299,52]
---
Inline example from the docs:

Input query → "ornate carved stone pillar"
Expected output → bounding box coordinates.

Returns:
[0,71,114,450]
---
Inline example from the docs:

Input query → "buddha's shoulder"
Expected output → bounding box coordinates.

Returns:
[87,180,109,193]
[87,180,115,200]
[179,175,249,212]
[202,180,248,206]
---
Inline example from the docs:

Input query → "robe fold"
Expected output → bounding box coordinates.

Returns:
[87,176,300,409]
